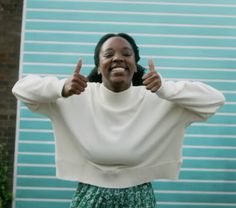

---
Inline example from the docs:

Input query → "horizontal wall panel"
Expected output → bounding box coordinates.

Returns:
[18,143,55,153]
[16,189,73,199]
[26,1,236,16]
[19,131,54,141]
[159,70,235,80]
[20,108,47,118]
[184,137,236,147]
[156,193,236,203]
[17,177,76,188]
[26,10,236,26]
[204,82,236,91]
[183,148,236,158]
[22,64,75,75]
[25,21,236,36]
[18,154,55,165]
[182,159,236,169]
[154,181,236,192]
[217,105,236,113]
[24,42,94,54]
[20,120,52,130]
[186,125,236,135]
[153,205,236,208]
[207,114,236,123]
[179,170,236,180]
[15,201,70,208]
[17,166,56,176]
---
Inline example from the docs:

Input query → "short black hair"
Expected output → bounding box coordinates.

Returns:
[87,33,146,86]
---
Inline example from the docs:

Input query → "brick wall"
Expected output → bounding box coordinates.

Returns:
[0,0,23,205]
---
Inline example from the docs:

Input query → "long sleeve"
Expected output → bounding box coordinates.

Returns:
[12,75,66,113]
[156,78,225,121]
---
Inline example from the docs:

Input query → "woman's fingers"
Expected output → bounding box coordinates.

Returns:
[62,59,88,97]
[142,59,162,93]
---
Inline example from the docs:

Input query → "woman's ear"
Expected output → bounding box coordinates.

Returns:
[97,67,101,74]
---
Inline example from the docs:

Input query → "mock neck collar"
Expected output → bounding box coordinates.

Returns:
[99,83,134,108]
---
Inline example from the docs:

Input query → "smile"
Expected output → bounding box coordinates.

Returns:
[111,67,126,73]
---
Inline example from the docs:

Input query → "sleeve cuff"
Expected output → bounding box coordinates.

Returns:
[56,78,67,98]
[155,75,177,99]
[156,74,169,98]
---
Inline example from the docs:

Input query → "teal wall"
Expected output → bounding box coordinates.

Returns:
[14,0,236,207]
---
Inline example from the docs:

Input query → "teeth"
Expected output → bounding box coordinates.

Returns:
[112,67,125,72]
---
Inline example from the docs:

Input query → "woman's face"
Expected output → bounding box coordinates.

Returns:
[98,36,137,92]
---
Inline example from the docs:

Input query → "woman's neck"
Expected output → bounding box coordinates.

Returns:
[102,82,131,92]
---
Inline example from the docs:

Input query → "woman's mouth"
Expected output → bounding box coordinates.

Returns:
[111,67,126,73]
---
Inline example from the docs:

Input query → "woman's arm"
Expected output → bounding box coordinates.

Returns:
[156,79,225,121]
[12,60,88,114]
[12,75,66,113]
[142,59,225,121]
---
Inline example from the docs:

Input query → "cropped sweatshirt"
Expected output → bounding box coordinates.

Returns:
[12,75,225,188]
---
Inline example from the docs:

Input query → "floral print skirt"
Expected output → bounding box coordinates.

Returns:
[70,182,156,208]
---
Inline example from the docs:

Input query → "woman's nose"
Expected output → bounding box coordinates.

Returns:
[113,53,124,62]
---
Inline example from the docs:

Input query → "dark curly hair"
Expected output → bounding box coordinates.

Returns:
[87,33,146,86]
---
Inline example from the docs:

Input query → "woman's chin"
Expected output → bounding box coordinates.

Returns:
[108,79,131,92]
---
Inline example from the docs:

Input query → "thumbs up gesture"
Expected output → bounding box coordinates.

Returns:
[62,59,88,97]
[142,59,162,93]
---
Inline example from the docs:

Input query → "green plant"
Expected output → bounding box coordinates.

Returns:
[0,144,12,208]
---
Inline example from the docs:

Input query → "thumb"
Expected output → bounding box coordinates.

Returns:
[74,59,82,74]
[148,59,155,72]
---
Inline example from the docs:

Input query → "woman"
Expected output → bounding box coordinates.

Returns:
[12,33,225,208]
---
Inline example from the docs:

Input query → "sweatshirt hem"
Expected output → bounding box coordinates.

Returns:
[56,160,182,188]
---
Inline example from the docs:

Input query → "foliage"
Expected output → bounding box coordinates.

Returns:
[0,144,12,208]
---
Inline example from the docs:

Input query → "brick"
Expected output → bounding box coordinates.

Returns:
[0,1,23,204]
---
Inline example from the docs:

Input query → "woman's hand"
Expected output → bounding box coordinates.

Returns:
[142,59,162,93]
[62,59,88,97]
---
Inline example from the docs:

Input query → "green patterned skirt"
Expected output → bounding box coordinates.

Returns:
[70,182,156,208]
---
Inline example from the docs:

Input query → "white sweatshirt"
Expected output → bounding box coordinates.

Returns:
[12,75,225,188]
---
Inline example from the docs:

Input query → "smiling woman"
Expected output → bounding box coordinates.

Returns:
[12,33,225,208]
[88,33,148,87]
[97,36,138,92]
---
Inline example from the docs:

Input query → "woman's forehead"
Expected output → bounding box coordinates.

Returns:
[101,36,133,51]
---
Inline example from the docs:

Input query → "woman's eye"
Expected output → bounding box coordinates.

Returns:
[123,49,133,57]
[123,52,132,57]
[103,53,113,58]
[102,49,132,58]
